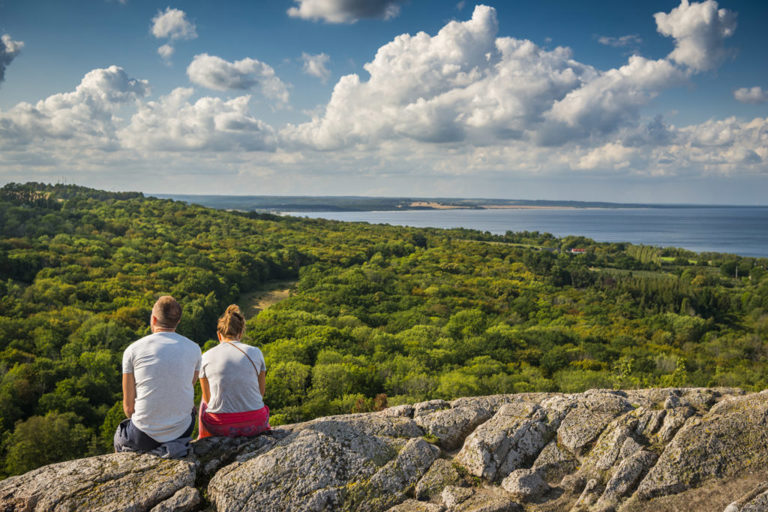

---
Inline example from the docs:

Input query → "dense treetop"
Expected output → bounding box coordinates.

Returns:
[0,182,766,477]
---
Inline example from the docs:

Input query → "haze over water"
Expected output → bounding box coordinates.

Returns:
[287,207,768,258]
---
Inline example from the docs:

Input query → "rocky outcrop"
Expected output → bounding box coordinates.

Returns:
[3,388,768,511]
[0,453,196,512]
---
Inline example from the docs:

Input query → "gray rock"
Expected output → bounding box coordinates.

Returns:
[149,486,201,512]
[593,449,657,511]
[636,392,768,500]
[0,453,195,512]
[634,407,666,438]
[208,418,401,511]
[449,394,549,418]
[287,412,424,439]
[192,431,279,477]
[500,468,549,502]
[587,417,638,472]
[733,492,768,512]
[619,436,643,460]
[415,406,492,450]
[572,478,601,509]
[724,481,768,512]
[455,399,565,482]
[622,388,678,409]
[346,438,440,511]
[379,405,415,418]
[442,485,474,508]
[386,499,444,512]
[415,459,464,500]
[655,405,694,443]
[452,487,523,512]
[5,388,767,512]
[556,390,633,456]
[531,440,578,484]
[414,400,451,418]
[207,414,432,512]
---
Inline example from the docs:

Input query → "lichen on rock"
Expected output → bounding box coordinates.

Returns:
[3,388,768,512]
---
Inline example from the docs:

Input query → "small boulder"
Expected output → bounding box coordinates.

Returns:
[451,487,523,512]
[149,486,201,512]
[500,468,550,502]
[593,449,657,511]
[414,400,451,418]
[556,390,633,456]
[346,438,440,511]
[415,406,492,450]
[455,400,560,482]
[442,485,474,508]
[415,459,465,500]
[531,440,578,484]
[386,499,444,512]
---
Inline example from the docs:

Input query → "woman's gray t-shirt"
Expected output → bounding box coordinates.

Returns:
[200,341,266,414]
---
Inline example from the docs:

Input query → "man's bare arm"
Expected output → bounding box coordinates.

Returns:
[258,370,266,398]
[122,373,136,418]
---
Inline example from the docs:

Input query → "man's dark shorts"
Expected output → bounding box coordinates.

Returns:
[114,411,195,453]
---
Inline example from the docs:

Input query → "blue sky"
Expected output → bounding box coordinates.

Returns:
[1,0,767,204]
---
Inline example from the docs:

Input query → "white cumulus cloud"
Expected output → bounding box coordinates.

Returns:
[283,5,688,150]
[151,8,197,41]
[151,8,197,63]
[0,34,24,84]
[187,54,289,105]
[302,52,331,82]
[0,66,148,149]
[546,56,686,140]
[287,0,405,23]
[654,0,736,72]
[734,86,767,104]
[120,88,276,152]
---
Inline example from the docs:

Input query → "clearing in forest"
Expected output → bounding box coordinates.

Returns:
[240,279,297,319]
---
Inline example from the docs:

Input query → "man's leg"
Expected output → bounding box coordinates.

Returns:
[114,419,162,452]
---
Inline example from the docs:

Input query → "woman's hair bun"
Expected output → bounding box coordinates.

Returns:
[218,304,245,339]
[226,304,243,317]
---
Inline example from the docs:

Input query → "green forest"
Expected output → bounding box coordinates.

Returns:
[1,182,767,478]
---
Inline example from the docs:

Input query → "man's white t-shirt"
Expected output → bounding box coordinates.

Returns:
[122,331,202,442]
[200,341,266,414]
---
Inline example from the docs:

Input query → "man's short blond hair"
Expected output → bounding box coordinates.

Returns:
[152,295,182,329]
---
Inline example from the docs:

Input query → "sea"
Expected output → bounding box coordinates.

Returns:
[284,207,768,258]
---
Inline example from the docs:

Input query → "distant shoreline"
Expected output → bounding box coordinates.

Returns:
[157,194,766,212]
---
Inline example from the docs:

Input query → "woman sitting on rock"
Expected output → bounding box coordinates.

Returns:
[197,305,269,439]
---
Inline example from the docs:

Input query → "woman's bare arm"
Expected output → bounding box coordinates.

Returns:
[199,376,211,405]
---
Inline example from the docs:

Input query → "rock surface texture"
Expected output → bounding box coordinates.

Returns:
[2,388,768,511]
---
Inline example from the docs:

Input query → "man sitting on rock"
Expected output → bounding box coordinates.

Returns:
[114,295,202,457]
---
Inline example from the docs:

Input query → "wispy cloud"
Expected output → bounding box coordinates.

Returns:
[597,34,642,48]
[302,52,331,83]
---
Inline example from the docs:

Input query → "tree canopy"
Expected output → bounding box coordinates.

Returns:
[0,182,766,477]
